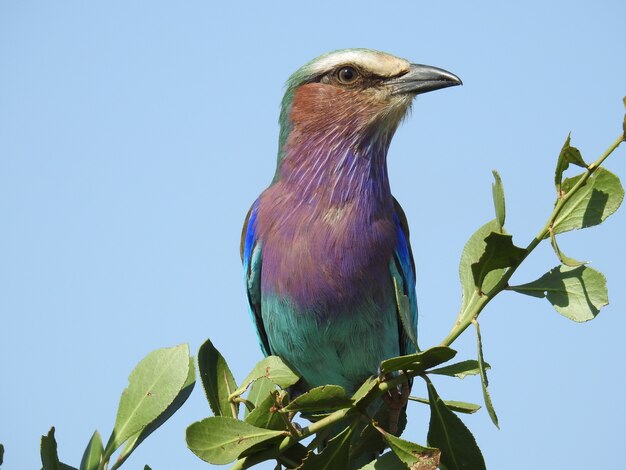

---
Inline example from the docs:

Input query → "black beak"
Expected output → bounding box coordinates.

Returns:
[386,64,462,95]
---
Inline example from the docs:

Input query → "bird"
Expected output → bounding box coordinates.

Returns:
[240,48,461,433]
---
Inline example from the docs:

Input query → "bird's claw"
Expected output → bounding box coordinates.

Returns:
[381,379,410,435]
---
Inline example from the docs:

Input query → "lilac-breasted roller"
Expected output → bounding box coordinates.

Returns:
[241,49,461,422]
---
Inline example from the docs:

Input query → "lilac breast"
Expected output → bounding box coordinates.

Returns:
[257,180,396,315]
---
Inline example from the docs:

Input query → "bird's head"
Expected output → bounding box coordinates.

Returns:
[276,48,461,170]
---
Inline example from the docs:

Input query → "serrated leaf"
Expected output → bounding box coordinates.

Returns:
[41,427,60,470]
[549,230,586,267]
[198,338,238,417]
[553,168,624,234]
[471,232,526,291]
[233,356,299,397]
[492,170,506,230]
[555,134,588,194]
[40,430,77,470]
[510,265,608,321]
[379,347,456,375]
[428,360,487,379]
[283,385,353,413]
[298,424,354,470]
[408,397,480,414]
[474,321,498,429]
[374,425,440,470]
[115,356,196,467]
[426,381,486,470]
[457,220,503,324]
[393,278,418,351]
[186,417,284,465]
[244,377,276,418]
[244,391,285,431]
[104,344,190,456]
[79,431,103,470]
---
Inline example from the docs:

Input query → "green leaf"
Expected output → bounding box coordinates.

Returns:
[298,424,354,470]
[244,390,286,431]
[115,356,196,467]
[426,381,486,470]
[198,338,238,417]
[104,344,190,456]
[549,230,586,267]
[79,431,103,470]
[186,417,285,465]
[232,356,299,397]
[379,346,457,375]
[144,466,151,470]
[0,443,4,466]
[358,450,413,469]
[471,232,526,291]
[374,425,440,470]
[474,321,498,429]
[457,220,504,324]
[352,377,378,407]
[408,397,481,414]
[283,385,352,413]
[393,277,419,351]
[553,168,624,234]
[492,170,506,230]
[41,427,60,470]
[510,265,608,321]
[244,377,276,418]
[555,134,588,194]
[428,360,487,379]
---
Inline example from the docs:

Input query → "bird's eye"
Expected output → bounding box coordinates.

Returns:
[336,66,359,84]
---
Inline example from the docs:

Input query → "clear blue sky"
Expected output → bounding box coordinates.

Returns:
[1,2,625,469]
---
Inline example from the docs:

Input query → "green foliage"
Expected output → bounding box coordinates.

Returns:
[104,345,191,457]
[555,134,587,194]
[470,232,526,291]
[79,431,103,470]
[510,265,608,321]
[408,396,481,414]
[199,338,238,417]
[40,345,195,470]
[232,355,300,397]
[428,360,486,379]
[474,321,498,428]
[491,170,506,230]
[298,424,355,469]
[186,417,285,464]
[552,168,623,234]
[379,347,456,375]
[426,381,486,470]
[282,385,352,413]
[375,425,440,469]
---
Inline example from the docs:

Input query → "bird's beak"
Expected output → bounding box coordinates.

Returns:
[386,64,462,95]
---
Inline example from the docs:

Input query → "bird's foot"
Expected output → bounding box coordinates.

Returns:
[381,380,410,435]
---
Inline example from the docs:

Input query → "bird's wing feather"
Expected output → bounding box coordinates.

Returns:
[391,197,419,355]
[241,200,271,356]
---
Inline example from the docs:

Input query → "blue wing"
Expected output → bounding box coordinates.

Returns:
[391,198,419,355]
[240,200,271,356]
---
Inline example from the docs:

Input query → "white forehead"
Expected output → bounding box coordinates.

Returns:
[306,49,411,77]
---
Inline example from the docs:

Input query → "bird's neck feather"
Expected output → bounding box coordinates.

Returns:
[277,84,404,210]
